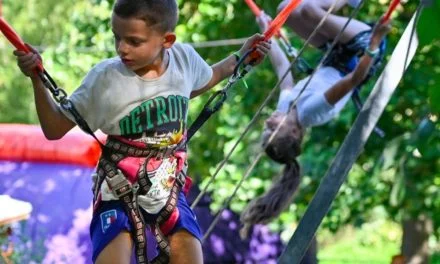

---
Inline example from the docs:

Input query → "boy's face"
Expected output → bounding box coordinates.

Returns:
[111,13,175,75]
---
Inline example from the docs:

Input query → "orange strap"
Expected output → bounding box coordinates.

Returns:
[247,0,302,60]
[263,0,302,41]
[245,0,282,38]
[382,0,400,23]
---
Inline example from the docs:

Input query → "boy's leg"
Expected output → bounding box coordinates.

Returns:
[166,191,203,264]
[95,231,133,264]
[169,230,203,264]
[91,200,135,264]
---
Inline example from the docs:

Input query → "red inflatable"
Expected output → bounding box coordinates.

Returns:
[0,124,106,167]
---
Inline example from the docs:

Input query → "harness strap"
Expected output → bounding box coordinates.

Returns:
[99,158,149,264]
[94,137,187,264]
[149,160,187,263]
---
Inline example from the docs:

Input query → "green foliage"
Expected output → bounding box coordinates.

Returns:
[318,219,402,263]
[0,0,439,247]
[417,0,440,46]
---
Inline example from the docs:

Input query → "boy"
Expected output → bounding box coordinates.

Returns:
[14,0,270,263]
[240,2,390,240]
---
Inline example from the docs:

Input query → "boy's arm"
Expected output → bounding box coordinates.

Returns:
[14,49,75,139]
[190,34,271,98]
[324,20,391,105]
[190,54,238,98]
[30,76,76,139]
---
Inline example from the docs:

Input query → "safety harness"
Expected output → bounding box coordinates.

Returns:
[94,136,190,264]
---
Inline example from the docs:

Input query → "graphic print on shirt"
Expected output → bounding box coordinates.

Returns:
[145,157,177,203]
[119,95,189,146]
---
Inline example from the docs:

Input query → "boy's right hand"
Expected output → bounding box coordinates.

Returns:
[13,44,42,78]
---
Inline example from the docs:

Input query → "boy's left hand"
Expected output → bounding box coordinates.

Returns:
[238,33,271,66]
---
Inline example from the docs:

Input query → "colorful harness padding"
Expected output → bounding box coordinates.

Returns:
[93,136,190,264]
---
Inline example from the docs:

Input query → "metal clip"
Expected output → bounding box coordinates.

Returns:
[175,172,186,188]
[107,169,132,198]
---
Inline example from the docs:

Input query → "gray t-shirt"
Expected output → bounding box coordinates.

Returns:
[62,43,213,213]
[62,43,212,146]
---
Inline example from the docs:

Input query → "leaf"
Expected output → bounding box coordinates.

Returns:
[417,0,440,46]
[382,136,404,170]
[389,157,406,207]
[414,118,437,156]
[429,84,440,113]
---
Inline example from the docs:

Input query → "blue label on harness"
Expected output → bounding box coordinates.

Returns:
[100,209,117,234]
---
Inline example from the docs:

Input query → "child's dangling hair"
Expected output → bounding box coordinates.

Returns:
[240,133,302,238]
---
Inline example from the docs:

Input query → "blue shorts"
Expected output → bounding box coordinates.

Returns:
[90,192,201,262]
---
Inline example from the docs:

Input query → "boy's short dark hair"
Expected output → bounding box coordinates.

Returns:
[113,0,178,33]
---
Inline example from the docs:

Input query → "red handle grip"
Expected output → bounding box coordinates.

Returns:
[248,0,302,61]
[0,17,43,71]
[382,0,400,23]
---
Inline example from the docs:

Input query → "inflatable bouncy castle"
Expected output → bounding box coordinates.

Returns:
[0,124,283,263]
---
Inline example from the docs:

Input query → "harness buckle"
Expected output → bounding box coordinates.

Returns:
[107,169,133,198]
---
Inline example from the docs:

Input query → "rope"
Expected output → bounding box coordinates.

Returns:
[2,38,249,54]
[191,0,348,210]
[201,152,264,242]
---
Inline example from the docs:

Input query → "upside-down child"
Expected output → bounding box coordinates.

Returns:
[240,0,391,238]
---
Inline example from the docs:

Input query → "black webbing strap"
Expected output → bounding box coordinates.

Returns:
[35,67,106,148]
[99,157,149,264]
[187,90,227,141]
[187,49,257,142]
